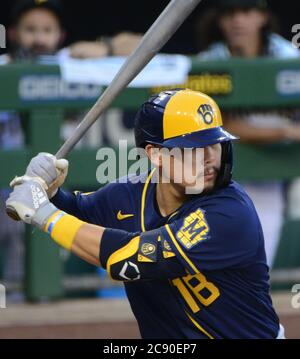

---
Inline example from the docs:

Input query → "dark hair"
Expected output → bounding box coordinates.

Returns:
[10,0,64,28]
[195,7,280,55]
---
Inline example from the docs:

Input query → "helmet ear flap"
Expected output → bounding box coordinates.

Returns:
[216,142,233,189]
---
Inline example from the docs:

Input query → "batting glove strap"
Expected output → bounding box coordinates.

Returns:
[32,203,60,230]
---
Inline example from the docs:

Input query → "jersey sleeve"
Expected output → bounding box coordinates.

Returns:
[51,185,113,226]
[161,197,261,274]
[100,227,187,282]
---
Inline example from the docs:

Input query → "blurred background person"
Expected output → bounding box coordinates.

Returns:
[0,0,65,299]
[7,0,142,61]
[197,0,300,267]
[3,0,64,63]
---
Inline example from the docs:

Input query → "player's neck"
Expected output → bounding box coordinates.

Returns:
[156,182,188,217]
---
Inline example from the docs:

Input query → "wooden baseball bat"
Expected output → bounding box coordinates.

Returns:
[56,0,202,158]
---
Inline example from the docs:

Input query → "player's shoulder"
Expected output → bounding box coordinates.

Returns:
[179,181,262,250]
[185,180,259,223]
[207,180,255,209]
[218,180,254,203]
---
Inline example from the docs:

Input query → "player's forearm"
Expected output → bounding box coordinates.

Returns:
[44,209,105,266]
[7,179,137,270]
[71,223,105,266]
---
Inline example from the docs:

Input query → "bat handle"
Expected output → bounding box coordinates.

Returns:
[6,205,21,221]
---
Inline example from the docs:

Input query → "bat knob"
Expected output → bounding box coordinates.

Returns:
[6,206,21,221]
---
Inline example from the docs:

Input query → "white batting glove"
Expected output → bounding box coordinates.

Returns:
[10,153,69,198]
[6,179,58,229]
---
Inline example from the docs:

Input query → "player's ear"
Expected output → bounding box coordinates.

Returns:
[145,144,162,168]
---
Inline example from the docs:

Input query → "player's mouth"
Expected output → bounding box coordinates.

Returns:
[204,168,216,181]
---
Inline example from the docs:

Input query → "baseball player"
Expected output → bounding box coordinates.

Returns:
[6,89,284,339]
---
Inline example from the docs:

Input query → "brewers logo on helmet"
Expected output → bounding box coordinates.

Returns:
[134,89,239,188]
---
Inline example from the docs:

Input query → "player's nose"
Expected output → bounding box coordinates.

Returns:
[204,145,215,164]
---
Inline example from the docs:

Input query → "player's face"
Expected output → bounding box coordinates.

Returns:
[179,144,222,193]
[218,8,268,50]
[12,8,62,56]
[156,143,222,194]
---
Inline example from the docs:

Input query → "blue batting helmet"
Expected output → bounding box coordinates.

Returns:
[134,89,239,188]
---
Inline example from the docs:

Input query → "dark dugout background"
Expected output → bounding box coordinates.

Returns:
[0,0,299,54]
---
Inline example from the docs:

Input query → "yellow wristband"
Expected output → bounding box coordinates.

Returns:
[45,211,85,250]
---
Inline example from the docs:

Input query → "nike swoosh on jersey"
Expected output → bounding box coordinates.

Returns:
[117,210,134,220]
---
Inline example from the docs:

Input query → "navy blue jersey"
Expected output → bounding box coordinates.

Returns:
[52,171,279,339]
